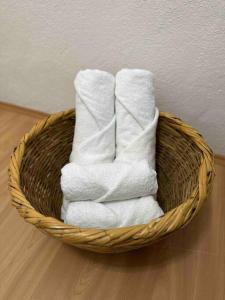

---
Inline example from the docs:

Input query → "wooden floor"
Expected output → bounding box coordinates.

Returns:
[0,103,225,300]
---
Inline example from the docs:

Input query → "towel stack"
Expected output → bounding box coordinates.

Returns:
[61,69,163,228]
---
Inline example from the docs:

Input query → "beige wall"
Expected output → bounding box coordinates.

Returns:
[0,0,225,154]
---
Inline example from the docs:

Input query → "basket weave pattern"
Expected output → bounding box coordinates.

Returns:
[8,109,214,253]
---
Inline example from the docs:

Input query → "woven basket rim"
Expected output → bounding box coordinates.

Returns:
[8,108,215,250]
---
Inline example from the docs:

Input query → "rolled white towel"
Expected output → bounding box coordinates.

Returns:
[61,69,116,227]
[115,68,157,167]
[61,160,157,203]
[64,196,162,228]
[105,69,163,227]
[70,69,115,163]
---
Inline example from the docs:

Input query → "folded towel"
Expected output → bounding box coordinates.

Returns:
[70,69,115,163]
[105,69,163,226]
[115,68,157,167]
[61,69,116,223]
[65,196,162,229]
[61,160,157,202]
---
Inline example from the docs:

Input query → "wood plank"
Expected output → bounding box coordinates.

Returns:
[0,101,48,118]
[0,108,224,300]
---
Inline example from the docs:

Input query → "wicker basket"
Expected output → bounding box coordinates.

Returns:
[8,109,214,253]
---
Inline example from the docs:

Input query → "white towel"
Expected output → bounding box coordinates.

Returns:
[115,69,157,167]
[61,160,157,202]
[69,69,115,164]
[105,69,163,226]
[61,69,116,226]
[65,196,162,229]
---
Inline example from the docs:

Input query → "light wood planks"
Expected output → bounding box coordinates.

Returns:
[0,103,224,300]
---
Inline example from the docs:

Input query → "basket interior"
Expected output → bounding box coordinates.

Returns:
[20,114,202,220]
